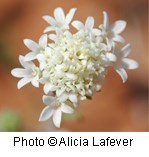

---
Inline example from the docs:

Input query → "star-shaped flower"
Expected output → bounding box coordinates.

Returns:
[39,95,74,128]
[72,16,100,35]
[24,34,48,61]
[11,55,40,89]
[99,11,127,48]
[113,44,139,82]
[43,7,77,33]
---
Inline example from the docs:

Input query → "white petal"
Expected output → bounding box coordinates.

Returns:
[69,94,78,104]
[58,93,68,102]
[120,44,131,57]
[95,84,102,91]
[85,16,94,29]
[19,55,34,68]
[43,26,56,33]
[92,29,101,35]
[36,54,45,61]
[106,38,113,50]
[23,39,39,51]
[52,109,62,128]
[65,8,77,24]
[113,35,125,43]
[54,7,65,22]
[42,95,55,106]
[72,20,84,30]
[17,78,32,89]
[56,88,65,97]
[86,89,93,96]
[42,16,56,25]
[106,53,117,62]
[39,34,47,48]
[103,11,109,31]
[122,58,139,69]
[44,83,56,94]
[106,38,115,48]
[31,77,39,87]
[61,103,74,113]
[40,62,46,70]
[11,68,28,78]
[39,106,54,121]
[109,20,126,34]
[48,34,57,41]
[115,68,128,83]
[66,73,78,80]
[24,52,37,61]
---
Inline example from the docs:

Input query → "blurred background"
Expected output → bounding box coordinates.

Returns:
[0,0,148,131]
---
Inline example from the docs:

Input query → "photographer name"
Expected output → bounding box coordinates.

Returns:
[13,136,133,147]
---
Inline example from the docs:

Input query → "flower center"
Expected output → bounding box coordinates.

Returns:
[32,67,39,76]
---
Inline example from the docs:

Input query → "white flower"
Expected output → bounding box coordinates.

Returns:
[72,16,100,35]
[39,95,74,128]
[36,47,53,70]
[11,7,139,128]
[99,11,127,47]
[58,92,79,107]
[100,52,117,67]
[43,7,77,33]
[113,44,139,82]
[24,34,48,61]
[11,55,40,89]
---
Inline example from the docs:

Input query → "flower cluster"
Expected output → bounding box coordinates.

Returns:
[11,7,138,128]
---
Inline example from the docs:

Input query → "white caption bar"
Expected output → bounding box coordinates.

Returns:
[0,132,148,157]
